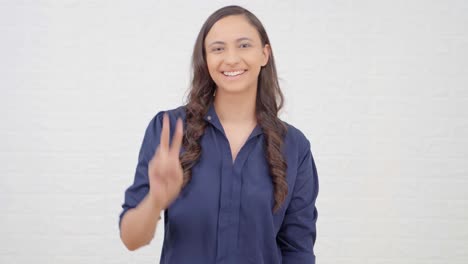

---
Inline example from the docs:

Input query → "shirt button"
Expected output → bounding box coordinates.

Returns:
[207,115,211,120]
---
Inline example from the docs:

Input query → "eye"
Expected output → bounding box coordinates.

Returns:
[211,47,224,52]
[240,43,251,48]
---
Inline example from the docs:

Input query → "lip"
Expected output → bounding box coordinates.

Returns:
[221,69,247,80]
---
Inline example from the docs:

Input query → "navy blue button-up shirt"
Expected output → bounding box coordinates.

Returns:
[119,102,319,264]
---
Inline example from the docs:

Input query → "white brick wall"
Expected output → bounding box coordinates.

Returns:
[1,0,467,263]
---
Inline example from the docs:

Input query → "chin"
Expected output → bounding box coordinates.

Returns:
[218,84,251,94]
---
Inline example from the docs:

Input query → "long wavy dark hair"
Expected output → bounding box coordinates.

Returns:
[179,5,288,213]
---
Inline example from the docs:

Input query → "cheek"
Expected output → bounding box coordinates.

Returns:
[206,64,224,86]
[206,56,220,74]
[205,58,215,76]
[244,52,264,68]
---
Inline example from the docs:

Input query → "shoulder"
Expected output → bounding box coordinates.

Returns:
[140,105,187,150]
[151,105,186,123]
[142,105,187,142]
[147,105,187,128]
[281,120,314,162]
[163,105,187,120]
[283,120,311,150]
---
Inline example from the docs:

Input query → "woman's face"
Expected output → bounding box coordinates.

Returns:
[204,15,270,95]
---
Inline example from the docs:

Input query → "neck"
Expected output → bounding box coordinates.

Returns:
[213,87,257,125]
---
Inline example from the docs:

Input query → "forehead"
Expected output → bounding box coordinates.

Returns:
[205,15,260,44]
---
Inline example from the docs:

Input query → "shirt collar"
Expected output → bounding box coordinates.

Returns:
[204,102,263,138]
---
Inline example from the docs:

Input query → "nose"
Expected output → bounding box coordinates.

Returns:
[224,48,241,65]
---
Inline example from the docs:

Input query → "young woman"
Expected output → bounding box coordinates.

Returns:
[119,5,319,264]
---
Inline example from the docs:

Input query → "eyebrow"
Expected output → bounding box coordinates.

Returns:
[207,37,253,47]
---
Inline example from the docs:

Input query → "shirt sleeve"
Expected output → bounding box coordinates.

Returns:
[118,111,164,231]
[277,138,319,264]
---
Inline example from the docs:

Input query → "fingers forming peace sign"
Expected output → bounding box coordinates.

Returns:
[148,113,184,210]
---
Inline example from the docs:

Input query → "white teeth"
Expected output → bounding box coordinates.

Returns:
[223,70,245,76]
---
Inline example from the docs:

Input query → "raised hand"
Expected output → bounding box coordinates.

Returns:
[148,113,184,210]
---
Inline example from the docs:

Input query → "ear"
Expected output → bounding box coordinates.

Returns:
[261,44,271,67]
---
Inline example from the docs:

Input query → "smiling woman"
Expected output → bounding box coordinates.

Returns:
[205,15,270,95]
[119,5,319,264]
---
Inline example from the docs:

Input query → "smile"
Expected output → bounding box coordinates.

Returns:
[222,70,246,76]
